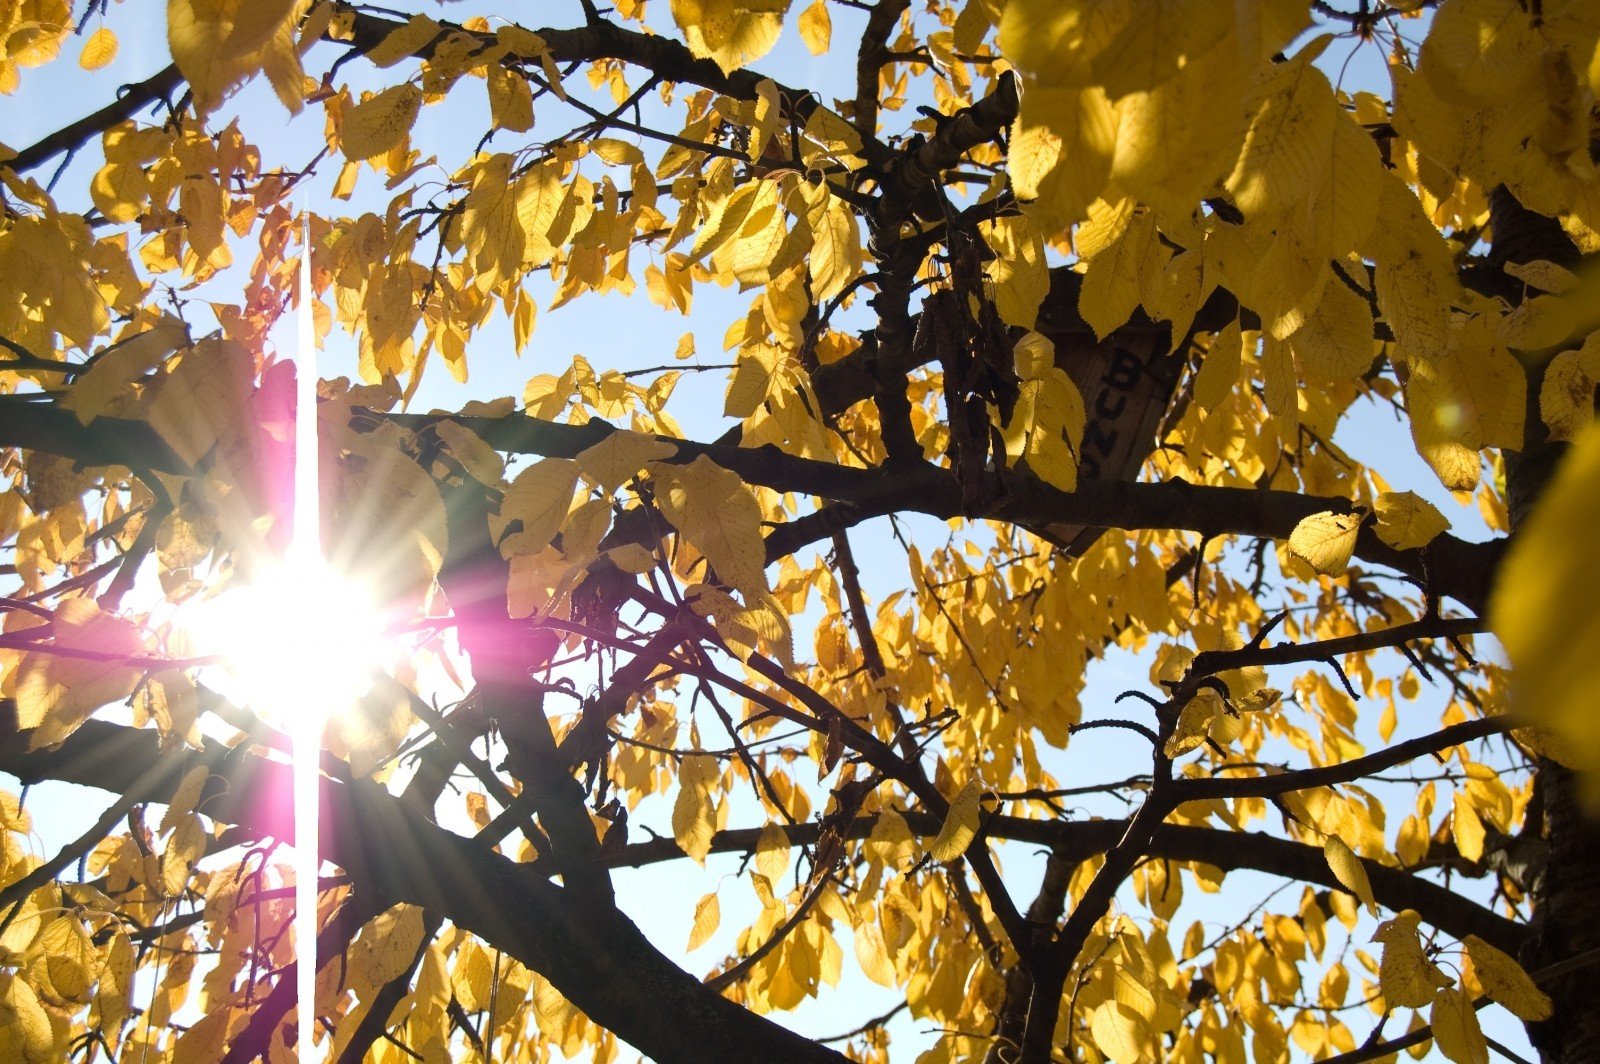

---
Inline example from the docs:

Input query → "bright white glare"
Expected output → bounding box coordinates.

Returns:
[193,554,386,723]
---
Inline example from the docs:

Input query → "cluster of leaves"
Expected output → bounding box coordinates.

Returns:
[1,0,1599,1062]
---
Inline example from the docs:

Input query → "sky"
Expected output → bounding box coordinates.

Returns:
[1,2,1533,1060]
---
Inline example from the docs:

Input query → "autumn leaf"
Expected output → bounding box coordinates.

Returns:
[1431,986,1489,1064]
[1288,511,1364,576]
[1490,421,1600,775]
[1464,935,1552,1022]
[79,27,117,70]
[1374,910,1453,1009]
[929,780,981,862]
[1374,491,1451,551]
[687,891,720,951]
[649,454,768,598]
[1323,835,1378,916]
[340,83,424,160]
[499,457,581,553]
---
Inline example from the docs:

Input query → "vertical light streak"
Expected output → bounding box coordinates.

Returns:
[293,210,321,1062]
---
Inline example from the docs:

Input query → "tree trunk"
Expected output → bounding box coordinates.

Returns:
[1492,185,1600,1062]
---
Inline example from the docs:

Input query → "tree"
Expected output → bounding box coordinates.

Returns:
[1,0,1598,1060]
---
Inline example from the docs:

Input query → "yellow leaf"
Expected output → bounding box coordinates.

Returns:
[1431,986,1489,1064]
[362,14,441,67]
[0,972,57,1063]
[487,63,534,133]
[1078,209,1156,339]
[1491,422,1600,775]
[161,812,206,896]
[79,27,118,70]
[983,215,1048,329]
[167,0,301,111]
[160,765,211,835]
[1090,0,1233,100]
[576,429,678,494]
[93,931,135,1034]
[687,891,721,951]
[724,344,778,419]
[352,904,427,990]
[1539,347,1597,440]
[670,0,786,75]
[649,454,768,597]
[1373,491,1451,551]
[146,336,255,467]
[1224,39,1337,218]
[435,419,506,486]
[1288,276,1377,382]
[1464,935,1552,1022]
[1452,790,1485,862]
[15,599,145,747]
[499,457,581,553]
[1287,511,1363,576]
[1323,835,1378,916]
[38,916,98,1003]
[1194,320,1242,412]
[63,317,186,424]
[755,822,791,883]
[172,1009,232,1064]
[797,0,831,55]
[1010,85,1118,231]
[340,83,424,161]
[672,755,719,863]
[607,543,658,574]
[929,780,981,862]
[807,191,863,303]
[853,918,897,987]
[745,79,782,163]
[1504,258,1579,295]
[1374,909,1453,1009]
[1419,0,1540,108]
[1091,999,1153,1064]
[1164,687,1223,758]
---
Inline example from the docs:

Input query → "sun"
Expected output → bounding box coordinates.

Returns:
[192,552,388,725]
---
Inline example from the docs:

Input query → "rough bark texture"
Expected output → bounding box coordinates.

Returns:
[1492,183,1600,1063]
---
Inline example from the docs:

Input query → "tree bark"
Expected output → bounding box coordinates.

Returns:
[1491,184,1600,1063]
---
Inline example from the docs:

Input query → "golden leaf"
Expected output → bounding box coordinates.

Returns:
[1323,835,1378,916]
[1464,934,1552,1022]
[576,429,678,494]
[1373,909,1453,1009]
[687,891,721,951]
[797,0,830,55]
[364,14,442,67]
[435,419,506,486]
[1431,986,1489,1064]
[79,26,118,70]
[672,755,719,864]
[929,779,981,863]
[649,454,768,598]
[1373,491,1451,551]
[1287,511,1363,576]
[852,918,897,987]
[1490,422,1600,775]
[500,457,581,553]
[352,904,427,990]
[340,83,424,161]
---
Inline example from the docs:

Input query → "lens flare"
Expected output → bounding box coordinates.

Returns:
[192,557,385,721]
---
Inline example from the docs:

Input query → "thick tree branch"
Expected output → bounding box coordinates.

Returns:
[0,401,1505,614]
[6,63,183,175]
[599,812,1524,955]
[1182,716,1511,803]
[0,713,850,1064]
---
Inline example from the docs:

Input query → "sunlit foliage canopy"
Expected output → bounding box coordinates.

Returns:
[2,0,1600,1061]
